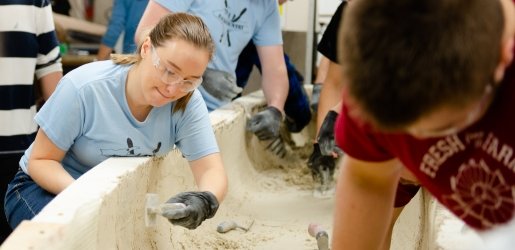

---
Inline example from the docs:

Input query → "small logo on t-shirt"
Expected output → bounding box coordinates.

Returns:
[100,138,162,157]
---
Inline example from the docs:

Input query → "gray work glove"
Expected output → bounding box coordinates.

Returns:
[310,83,322,112]
[162,191,219,230]
[202,68,242,103]
[317,110,343,156]
[307,143,336,185]
[266,136,287,158]
[246,106,283,140]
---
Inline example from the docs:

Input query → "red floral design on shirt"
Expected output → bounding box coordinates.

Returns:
[442,159,515,229]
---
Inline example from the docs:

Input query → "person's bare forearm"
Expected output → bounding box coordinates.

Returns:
[190,153,228,203]
[96,44,113,60]
[256,45,288,113]
[197,166,227,203]
[261,70,288,113]
[39,71,62,100]
[27,129,73,195]
[316,63,344,133]
[28,160,74,195]
[332,157,401,250]
[314,56,330,84]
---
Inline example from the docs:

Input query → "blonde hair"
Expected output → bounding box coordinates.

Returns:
[111,12,215,113]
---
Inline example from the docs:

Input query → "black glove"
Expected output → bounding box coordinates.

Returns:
[162,191,219,230]
[307,143,336,184]
[246,106,283,140]
[310,83,322,112]
[317,110,342,156]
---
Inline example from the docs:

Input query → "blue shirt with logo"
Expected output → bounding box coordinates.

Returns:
[20,60,218,178]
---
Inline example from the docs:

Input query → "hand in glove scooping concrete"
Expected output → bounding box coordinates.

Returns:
[246,106,283,140]
[162,191,219,230]
[317,110,343,157]
[307,143,336,185]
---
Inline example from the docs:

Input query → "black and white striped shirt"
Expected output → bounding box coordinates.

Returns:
[0,0,62,155]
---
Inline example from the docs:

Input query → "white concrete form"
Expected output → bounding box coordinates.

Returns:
[1,88,486,249]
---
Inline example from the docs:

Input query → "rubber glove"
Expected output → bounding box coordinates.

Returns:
[307,143,336,185]
[202,68,242,103]
[317,110,343,156]
[162,191,219,230]
[246,106,283,140]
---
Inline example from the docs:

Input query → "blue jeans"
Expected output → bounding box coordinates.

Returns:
[236,41,312,132]
[0,154,22,243]
[4,170,55,229]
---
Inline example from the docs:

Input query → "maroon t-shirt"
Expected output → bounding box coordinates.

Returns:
[335,59,515,231]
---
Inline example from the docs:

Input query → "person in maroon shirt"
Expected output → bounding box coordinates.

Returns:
[332,0,515,249]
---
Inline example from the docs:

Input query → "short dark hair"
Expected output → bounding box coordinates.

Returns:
[339,0,504,130]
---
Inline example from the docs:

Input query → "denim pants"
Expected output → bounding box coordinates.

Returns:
[4,170,55,229]
[0,154,22,242]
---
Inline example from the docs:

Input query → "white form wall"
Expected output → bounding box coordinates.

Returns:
[0,88,490,249]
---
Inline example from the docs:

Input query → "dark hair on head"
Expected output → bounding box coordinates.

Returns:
[112,12,215,113]
[339,0,504,130]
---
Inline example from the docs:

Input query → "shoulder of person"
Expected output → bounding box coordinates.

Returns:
[63,60,126,88]
[250,0,279,11]
[187,89,205,107]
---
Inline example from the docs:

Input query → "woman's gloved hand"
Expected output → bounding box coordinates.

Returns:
[162,191,219,230]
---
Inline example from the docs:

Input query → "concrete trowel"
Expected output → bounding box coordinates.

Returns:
[145,193,186,227]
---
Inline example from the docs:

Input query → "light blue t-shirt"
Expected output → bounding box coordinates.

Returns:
[154,0,283,110]
[154,0,282,75]
[20,60,219,179]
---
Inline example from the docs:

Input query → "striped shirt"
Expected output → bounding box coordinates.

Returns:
[0,0,62,155]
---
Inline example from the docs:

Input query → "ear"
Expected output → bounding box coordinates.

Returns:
[140,36,152,59]
[494,36,514,83]
[495,0,515,83]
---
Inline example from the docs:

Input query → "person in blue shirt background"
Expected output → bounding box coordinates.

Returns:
[97,0,148,60]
